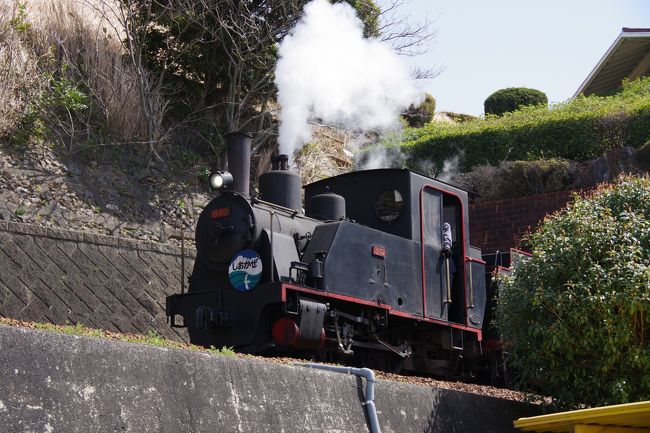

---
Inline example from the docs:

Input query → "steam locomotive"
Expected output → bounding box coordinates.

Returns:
[167,132,502,377]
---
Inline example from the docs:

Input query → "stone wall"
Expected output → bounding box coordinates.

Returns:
[0,325,540,433]
[469,189,585,254]
[0,220,191,341]
[0,145,209,246]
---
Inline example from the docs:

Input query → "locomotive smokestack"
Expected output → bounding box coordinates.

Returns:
[271,154,289,171]
[225,132,252,197]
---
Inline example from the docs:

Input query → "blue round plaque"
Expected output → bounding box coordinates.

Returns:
[228,249,263,292]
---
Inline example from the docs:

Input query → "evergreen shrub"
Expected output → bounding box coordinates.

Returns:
[496,175,650,408]
[484,87,548,116]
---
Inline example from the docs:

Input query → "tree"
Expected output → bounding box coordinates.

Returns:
[377,0,436,57]
[497,176,650,409]
[125,0,299,154]
[126,0,392,153]
[377,0,439,79]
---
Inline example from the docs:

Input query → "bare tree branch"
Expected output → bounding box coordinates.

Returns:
[377,0,438,57]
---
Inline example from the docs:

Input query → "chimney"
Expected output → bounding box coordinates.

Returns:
[271,154,289,171]
[225,132,252,197]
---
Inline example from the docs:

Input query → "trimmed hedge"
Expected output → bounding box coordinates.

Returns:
[399,77,650,173]
[484,87,548,116]
[496,175,650,409]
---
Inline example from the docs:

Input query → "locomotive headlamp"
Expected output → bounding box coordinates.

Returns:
[209,171,233,190]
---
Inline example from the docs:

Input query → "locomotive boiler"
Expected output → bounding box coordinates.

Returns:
[166,132,491,376]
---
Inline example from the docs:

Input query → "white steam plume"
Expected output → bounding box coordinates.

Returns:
[275,0,423,161]
[435,154,461,182]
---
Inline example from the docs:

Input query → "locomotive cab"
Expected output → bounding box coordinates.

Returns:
[303,169,485,328]
[302,170,488,373]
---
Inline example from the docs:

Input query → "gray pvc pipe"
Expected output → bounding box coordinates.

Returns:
[299,363,381,433]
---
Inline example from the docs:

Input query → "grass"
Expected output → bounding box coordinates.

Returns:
[0,316,237,357]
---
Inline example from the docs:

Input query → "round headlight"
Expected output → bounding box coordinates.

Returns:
[210,173,223,189]
[209,171,233,190]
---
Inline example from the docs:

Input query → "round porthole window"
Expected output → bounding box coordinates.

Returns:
[375,189,404,224]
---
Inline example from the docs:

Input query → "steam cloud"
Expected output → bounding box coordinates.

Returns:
[275,0,423,160]
[435,153,462,182]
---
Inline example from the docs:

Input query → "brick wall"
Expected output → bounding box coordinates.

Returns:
[469,189,585,254]
[0,221,192,341]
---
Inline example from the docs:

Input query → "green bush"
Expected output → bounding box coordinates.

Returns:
[402,93,436,128]
[618,77,650,98]
[9,72,89,149]
[484,87,548,116]
[496,175,650,409]
[399,77,650,173]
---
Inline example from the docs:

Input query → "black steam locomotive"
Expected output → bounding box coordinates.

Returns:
[167,132,498,377]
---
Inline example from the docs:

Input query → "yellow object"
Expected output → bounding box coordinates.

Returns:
[514,401,650,433]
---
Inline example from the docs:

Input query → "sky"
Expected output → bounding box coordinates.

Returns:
[400,0,650,115]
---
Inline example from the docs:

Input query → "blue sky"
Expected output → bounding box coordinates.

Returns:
[403,0,650,115]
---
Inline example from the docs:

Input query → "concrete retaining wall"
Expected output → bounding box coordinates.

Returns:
[0,325,539,433]
[0,221,191,341]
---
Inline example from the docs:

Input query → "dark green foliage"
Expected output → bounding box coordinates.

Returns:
[484,87,548,116]
[129,0,288,128]
[402,93,436,128]
[399,77,650,174]
[496,175,650,409]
